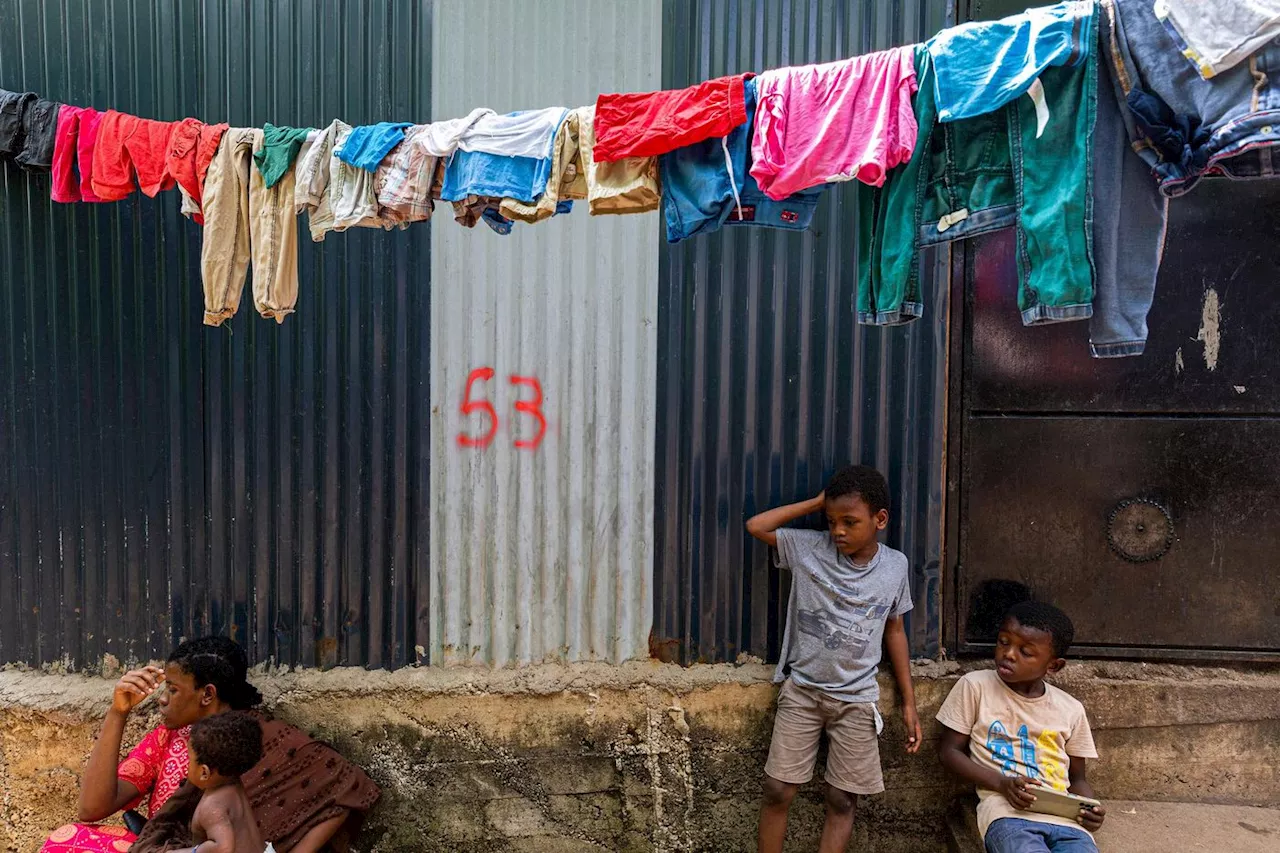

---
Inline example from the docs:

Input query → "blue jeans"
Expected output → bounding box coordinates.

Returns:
[1107,0,1280,196]
[984,818,1099,853]
[1088,8,1168,358]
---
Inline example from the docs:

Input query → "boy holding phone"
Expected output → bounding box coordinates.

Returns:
[937,601,1106,852]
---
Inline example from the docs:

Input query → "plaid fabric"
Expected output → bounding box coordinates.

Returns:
[375,124,439,224]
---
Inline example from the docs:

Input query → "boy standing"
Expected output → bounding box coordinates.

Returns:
[937,601,1106,852]
[179,712,273,853]
[747,465,921,853]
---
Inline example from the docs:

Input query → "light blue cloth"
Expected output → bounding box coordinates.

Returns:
[926,0,1094,123]
[440,148,552,204]
[335,122,414,171]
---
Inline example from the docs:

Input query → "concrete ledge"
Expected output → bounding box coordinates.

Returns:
[2,660,1277,852]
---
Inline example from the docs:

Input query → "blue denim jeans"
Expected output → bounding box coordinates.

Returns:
[1106,0,1280,196]
[984,818,1099,853]
[1088,10,1168,358]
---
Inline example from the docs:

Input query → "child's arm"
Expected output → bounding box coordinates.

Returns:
[1068,756,1107,831]
[883,615,921,753]
[745,493,824,548]
[177,802,236,853]
[937,728,1039,810]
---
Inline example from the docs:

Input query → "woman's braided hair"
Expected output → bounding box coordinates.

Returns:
[167,636,263,710]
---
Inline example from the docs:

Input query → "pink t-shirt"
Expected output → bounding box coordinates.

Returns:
[749,45,919,200]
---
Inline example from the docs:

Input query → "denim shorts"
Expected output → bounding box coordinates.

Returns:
[0,89,37,160]
[16,98,61,171]
[984,817,1099,853]
[660,77,824,243]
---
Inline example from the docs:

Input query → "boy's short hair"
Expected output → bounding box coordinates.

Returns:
[1004,600,1075,658]
[190,711,263,778]
[825,465,890,515]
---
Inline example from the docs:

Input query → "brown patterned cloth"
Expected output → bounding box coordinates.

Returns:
[132,714,380,853]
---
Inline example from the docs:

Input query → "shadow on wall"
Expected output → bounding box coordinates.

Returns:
[965,580,1033,644]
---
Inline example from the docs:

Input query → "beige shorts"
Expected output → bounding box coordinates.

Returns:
[764,679,884,795]
[576,105,660,215]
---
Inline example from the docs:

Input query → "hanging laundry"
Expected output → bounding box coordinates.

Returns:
[499,111,588,224]
[201,128,299,326]
[456,107,566,160]
[167,118,229,225]
[440,149,552,205]
[593,73,750,162]
[254,123,313,188]
[373,126,440,225]
[1104,0,1280,198]
[336,121,414,171]
[749,46,918,200]
[1125,88,1211,175]
[576,105,660,215]
[51,106,104,203]
[10,97,62,171]
[660,76,824,243]
[1082,0,1278,357]
[451,195,515,235]
[294,119,406,242]
[1154,0,1280,80]
[0,89,37,159]
[91,111,178,201]
[858,45,1097,328]
[926,1,1094,123]
[1088,19,1168,359]
[415,107,496,157]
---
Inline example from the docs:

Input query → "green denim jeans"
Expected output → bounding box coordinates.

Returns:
[858,43,1097,326]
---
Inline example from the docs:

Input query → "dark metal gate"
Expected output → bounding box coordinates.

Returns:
[949,153,1280,660]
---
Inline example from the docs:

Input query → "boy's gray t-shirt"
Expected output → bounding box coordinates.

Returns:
[773,529,913,703]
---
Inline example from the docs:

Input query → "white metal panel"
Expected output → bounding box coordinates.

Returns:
[429,0,660,665]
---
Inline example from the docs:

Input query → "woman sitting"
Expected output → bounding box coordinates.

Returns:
[41,636,379,853]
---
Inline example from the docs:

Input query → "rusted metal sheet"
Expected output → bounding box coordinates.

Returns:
[428,0,660,666]
[0,0,433,670]
[955,179,1280,659]
[652,0,953,663]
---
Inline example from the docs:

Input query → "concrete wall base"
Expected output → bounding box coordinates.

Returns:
[2,660,1277,852]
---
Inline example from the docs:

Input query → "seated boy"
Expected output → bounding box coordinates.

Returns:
[746,464,921,853]
[179,712,272,853]
[937,601,1106,852]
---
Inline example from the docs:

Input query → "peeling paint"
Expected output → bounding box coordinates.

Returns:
[1234,386,1247,394]
[1175,347,1185,375]
[1197,288,1222,371]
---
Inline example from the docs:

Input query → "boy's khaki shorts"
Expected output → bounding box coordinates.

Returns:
[764,679,884,795]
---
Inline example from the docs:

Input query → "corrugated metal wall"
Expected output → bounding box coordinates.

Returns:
[428,0,660,666]
[2,0,952,672]
[653,0,953,663]
[0,0,433,670]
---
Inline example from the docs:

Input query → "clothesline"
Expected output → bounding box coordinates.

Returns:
[0,0,1262,366]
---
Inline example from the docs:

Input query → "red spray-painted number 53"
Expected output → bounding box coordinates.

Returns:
[456,367,547,451]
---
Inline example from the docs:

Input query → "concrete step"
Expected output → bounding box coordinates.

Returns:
[945,800,1280,853]
[1099,801,1280,853]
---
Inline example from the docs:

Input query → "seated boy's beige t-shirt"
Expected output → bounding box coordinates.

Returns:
[936,669,1098,838]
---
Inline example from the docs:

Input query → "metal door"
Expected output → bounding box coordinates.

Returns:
[950,172,1280,660]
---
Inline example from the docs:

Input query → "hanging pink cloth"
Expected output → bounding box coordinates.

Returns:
[749,45,919,200]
